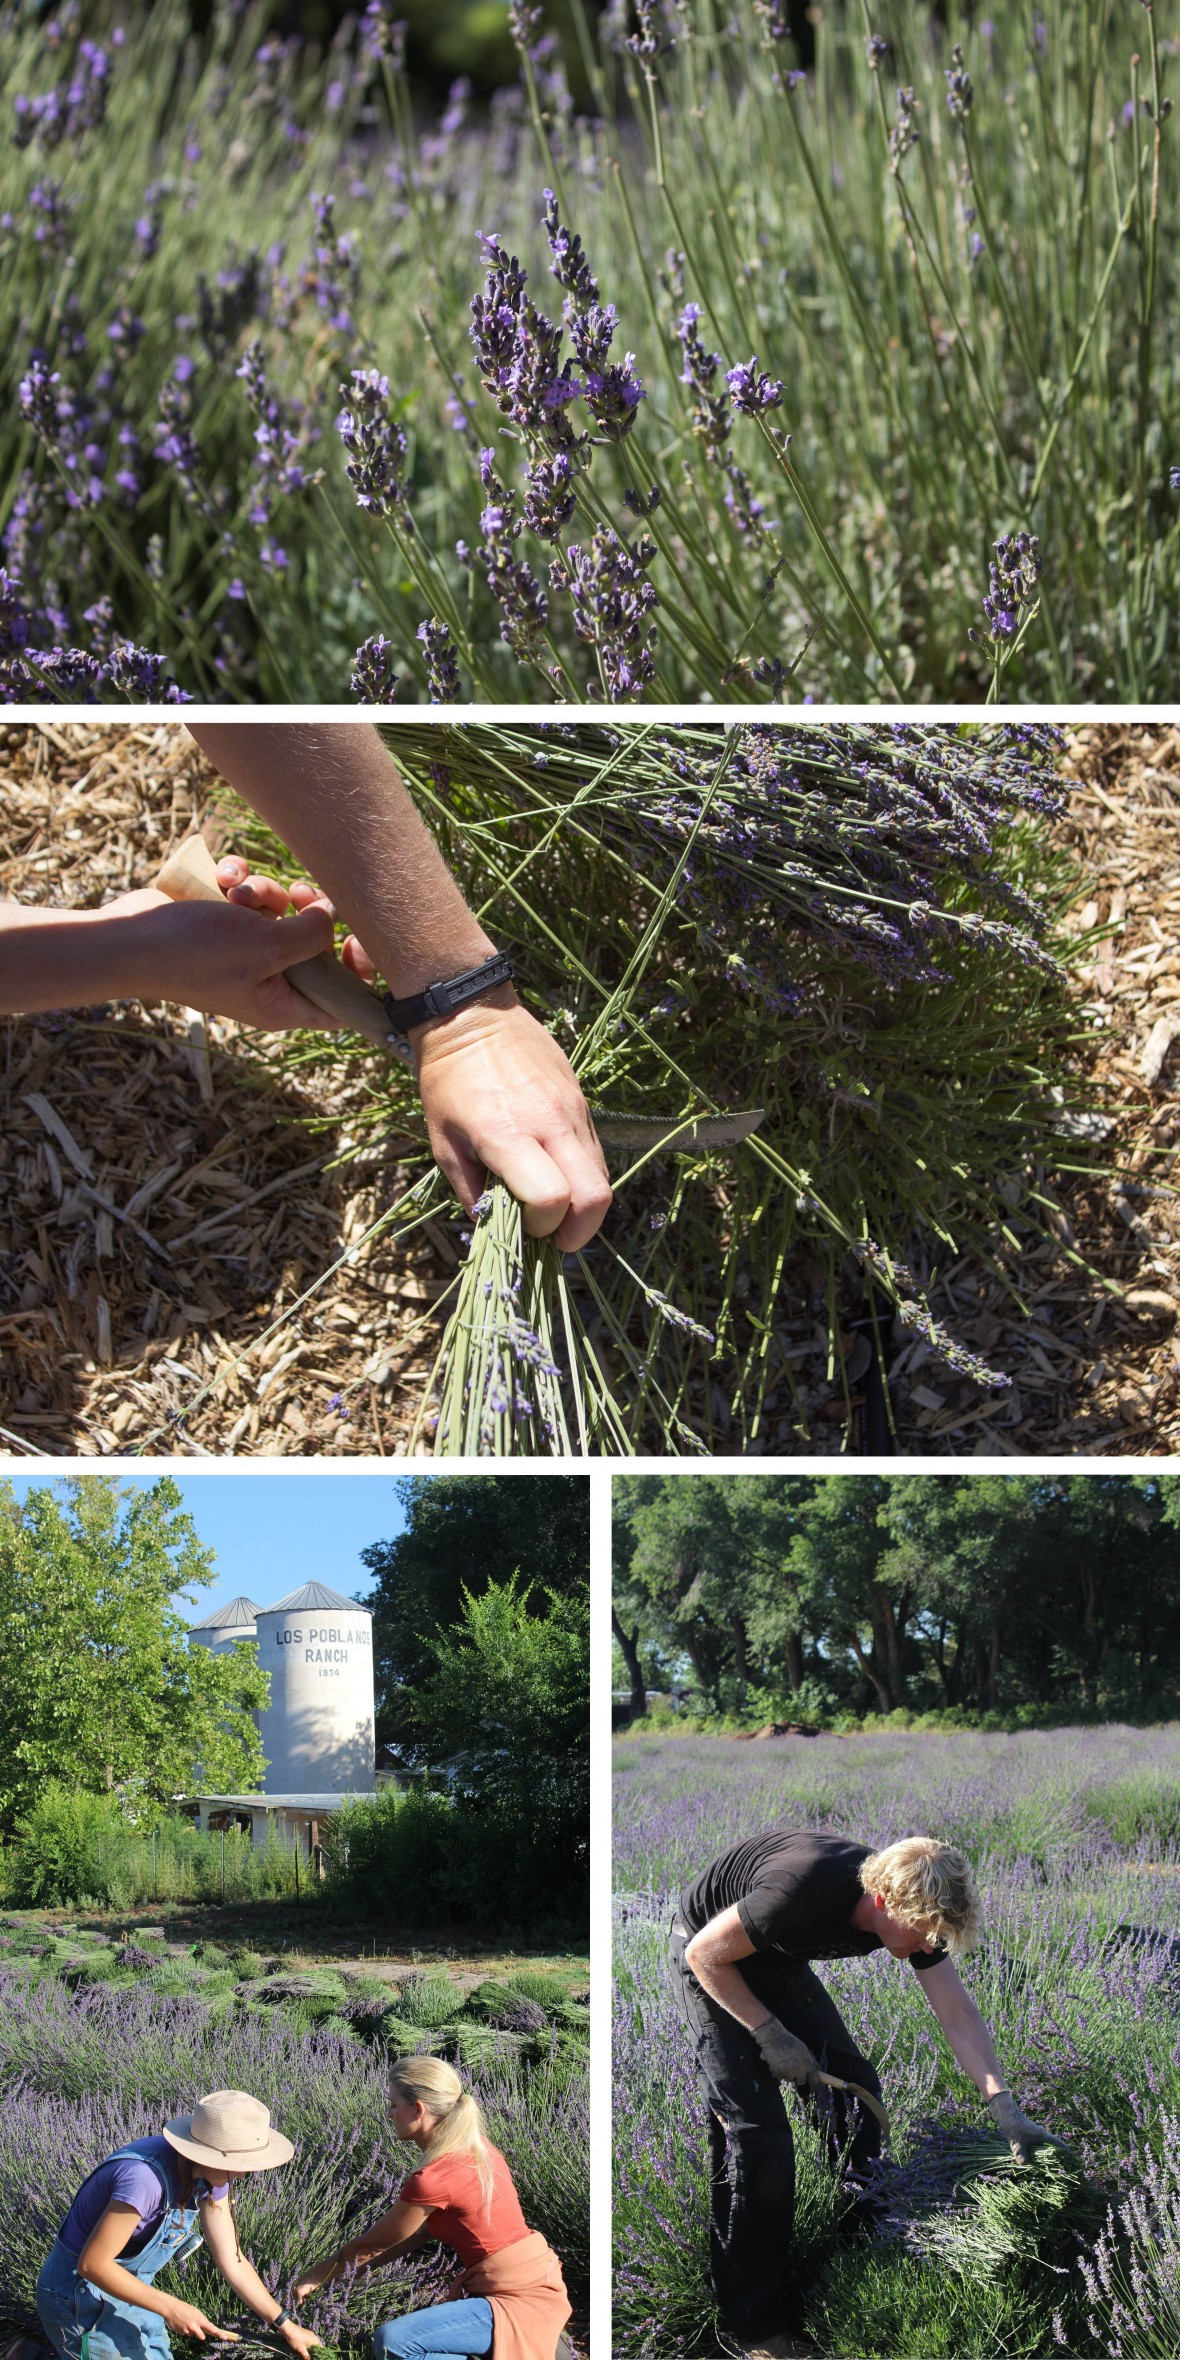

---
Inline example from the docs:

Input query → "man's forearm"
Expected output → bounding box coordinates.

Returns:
[937,1988,1006,2098]
[188,726,496,998]
[684,1944,771,2032]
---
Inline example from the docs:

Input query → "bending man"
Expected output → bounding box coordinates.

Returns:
[670,1829,1057,2360]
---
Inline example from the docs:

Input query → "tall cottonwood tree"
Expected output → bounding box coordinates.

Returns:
[613,1473,1180,1720]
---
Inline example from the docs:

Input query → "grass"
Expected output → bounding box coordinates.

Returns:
[1,0,1176,701]
[613,1725,1180,2358]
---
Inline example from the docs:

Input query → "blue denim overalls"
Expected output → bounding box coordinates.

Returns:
[36,2141,206,2360]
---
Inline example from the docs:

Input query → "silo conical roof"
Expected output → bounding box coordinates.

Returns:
[264,1581,372,1615]
[188,1595,262,1631]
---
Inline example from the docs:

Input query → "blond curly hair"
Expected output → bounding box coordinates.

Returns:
[859,1835,980,1958]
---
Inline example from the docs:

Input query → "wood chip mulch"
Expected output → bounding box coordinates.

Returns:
[2,719,1178,1459]
[881,722,1180,1456]
[0,723,460,1457]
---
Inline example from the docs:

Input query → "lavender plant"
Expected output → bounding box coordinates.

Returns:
[1,0,1176,701]
[614,1725,1180,2358]
[0,1958,588,2340]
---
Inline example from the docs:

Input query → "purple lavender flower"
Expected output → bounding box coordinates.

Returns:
[420,75,472,172]
[350,634,400,701]
[625,0,666,60]
[362,0,407,65]
[550,526,658,700]
[107,644,193,702]
[470,234,581,450]
[676,303,730,463]
[417,616,461,703]
[542,193,646,444]
[153,377,210,515]
[543,188,599,309]
[305,192,360,340]
[725,357,783,417]
[19,355,106,507]
[523,451,577,541]
[978,531,1042,651]
[13,36,112,152]
[507,0,544,50]
[889,85,920,169]
[336,370,409,515]
[28,180,73,251]
[471,452,551,662]
[754,0,792,37]
[945,43,973,120]
[865,31,888,68]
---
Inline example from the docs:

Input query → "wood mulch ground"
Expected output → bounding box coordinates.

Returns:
[879,722,1180,1457]
[0,722,461,1457]
[1,718,1177,1459]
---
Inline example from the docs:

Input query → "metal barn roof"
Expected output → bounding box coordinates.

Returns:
[188,1595,262,1630]
[264,1581,373,1614]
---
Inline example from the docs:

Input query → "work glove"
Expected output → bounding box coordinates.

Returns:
[987,2089,1059,2163]
[753,2020,822,2092]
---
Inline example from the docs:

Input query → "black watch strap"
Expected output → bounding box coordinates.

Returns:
[383,952,514,1036]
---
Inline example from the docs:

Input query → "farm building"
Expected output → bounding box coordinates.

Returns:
[186,1580,376,1854]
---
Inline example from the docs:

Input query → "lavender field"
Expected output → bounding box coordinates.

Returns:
[0,1931,588,2347]
[2,0,1176,701]
[614,1727,1180,2358]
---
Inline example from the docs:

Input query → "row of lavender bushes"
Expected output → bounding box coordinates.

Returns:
[0,1942,589,2343]
[2,0,1176,703]
[613,1726,1180,2356]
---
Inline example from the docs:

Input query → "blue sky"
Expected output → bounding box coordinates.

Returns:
[5,1472,410,1620]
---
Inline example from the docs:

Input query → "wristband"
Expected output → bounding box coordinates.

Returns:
[271,2312,293,2330]
[382,952,514,1042]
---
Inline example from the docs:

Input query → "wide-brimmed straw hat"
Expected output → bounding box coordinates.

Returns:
[163,2090,294,2172]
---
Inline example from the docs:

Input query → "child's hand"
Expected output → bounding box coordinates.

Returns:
[76,851,378,1034]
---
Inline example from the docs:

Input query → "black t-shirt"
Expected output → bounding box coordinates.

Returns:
[680,1828,948,1973]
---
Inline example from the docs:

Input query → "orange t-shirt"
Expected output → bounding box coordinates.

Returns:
[400,2142,531,2267]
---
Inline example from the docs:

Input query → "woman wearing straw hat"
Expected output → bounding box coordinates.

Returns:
[293,2055,574,2360]
[34,2089,322,2360]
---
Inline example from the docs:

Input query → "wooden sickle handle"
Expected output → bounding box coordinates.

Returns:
[154,834,397,1051]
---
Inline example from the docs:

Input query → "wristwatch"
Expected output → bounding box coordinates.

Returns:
[382,952,515,1047]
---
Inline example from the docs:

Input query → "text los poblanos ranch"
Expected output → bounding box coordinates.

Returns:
[272,1622,371,1676]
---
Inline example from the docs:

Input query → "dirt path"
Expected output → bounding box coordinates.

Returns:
[3,718,1177,1456]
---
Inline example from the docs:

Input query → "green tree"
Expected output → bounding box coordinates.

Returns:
[362,1475,589,1758]
[787,1475,914,1713]
[413,1572,589,1896]
[0,1476,268,1833]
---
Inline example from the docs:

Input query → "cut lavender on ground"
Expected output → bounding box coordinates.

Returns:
[373,718,1106,1454]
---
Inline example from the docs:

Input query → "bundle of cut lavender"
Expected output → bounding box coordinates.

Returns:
[229,722,1102,1454]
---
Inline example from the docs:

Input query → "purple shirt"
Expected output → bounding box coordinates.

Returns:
[59,2137,228,2260]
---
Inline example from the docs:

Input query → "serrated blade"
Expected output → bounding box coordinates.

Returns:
[590,1106,765,1151]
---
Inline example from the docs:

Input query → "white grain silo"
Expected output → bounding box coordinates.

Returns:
[253,1581,375,1793]
[187,1597,261,1653]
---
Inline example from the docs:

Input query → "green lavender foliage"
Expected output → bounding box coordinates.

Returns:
[1,0,1176,701]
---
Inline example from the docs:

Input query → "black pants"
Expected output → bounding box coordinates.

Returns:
[668,1916,883,2342]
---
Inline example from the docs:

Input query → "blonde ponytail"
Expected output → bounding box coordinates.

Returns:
[389,2055,496,2214]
